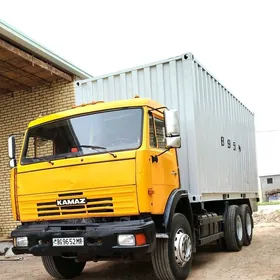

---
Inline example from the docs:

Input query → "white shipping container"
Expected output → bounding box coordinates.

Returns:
[75,53,258,203]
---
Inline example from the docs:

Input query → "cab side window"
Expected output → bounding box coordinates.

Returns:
[155,118,165,149]
[149,114,166,149]
[149,115,157,148]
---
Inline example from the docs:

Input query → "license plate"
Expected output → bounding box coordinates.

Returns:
[52,237,84,247]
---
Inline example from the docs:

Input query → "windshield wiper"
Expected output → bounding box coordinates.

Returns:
[76,145,117,158]
[34,157,54,165]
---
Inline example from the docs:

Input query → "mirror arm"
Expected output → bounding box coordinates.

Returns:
[9,132,25,137]
[151,148,170,163]
[148,106,168,114]
[157,148,170,157]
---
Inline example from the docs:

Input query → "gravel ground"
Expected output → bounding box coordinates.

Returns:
[1,210,280,280]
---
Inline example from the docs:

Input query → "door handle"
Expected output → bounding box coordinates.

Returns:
[171,171,177,176]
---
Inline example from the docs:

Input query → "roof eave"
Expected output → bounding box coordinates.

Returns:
[0,19,92,79]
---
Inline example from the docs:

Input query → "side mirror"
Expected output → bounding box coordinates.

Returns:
[8,135,16,159]
[164,109,181,149]
[166,136,181,149]
[164,109,180,137]
[8,135,16,168]
[9,159,16,168]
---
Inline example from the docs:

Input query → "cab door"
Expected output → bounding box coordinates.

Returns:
[149,113,179,214]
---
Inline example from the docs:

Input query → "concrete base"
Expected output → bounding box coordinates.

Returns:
[0,239,33,261]
[0,240,18,259]
[0,241,13,255]
[258,204,280,213]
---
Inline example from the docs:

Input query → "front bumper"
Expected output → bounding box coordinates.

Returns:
[11,217,156,258]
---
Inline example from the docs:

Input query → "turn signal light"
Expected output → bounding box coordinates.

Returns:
[135,233,146,246]
[72,100,104,108]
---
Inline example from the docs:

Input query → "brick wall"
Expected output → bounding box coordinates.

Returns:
[0,80,75,237]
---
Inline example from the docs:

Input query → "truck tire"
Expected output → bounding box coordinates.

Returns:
[151,213,193,280]
[239,204,253,246]
[41,256,86,279]
[224,205,244,251]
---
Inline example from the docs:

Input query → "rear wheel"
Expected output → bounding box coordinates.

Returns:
[240,204,253,246]
[41,256,86,279]
[224,205,244,251]
[151,213,193,280]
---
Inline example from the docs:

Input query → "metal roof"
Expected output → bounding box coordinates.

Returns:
[0,19,92,79]
[259,174,280,178]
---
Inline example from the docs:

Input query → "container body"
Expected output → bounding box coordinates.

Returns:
[75,53,258,202]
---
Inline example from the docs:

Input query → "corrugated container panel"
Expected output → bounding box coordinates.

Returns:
[75,53,258,202]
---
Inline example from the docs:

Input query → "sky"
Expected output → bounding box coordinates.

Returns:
[1,0,280,176]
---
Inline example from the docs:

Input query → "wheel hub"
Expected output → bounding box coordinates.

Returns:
[246,213,252,236]
[236,215,243,241]
[174,228,192,267]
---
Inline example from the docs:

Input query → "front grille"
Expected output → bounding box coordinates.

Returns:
[19,185,138,221]
[38,212,61,217]
[88,209,114,213]
[37,193,114,217]
[37,201,56,207]
[58,192,83,197]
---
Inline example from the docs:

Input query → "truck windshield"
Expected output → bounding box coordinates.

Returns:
[21,108,142,164]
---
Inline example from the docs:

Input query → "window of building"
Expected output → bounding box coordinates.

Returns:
[267,178,273,184]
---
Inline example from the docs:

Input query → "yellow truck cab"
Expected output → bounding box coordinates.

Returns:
[8,53,259,280]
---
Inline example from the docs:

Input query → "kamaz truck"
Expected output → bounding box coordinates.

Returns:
[8,53,258,280]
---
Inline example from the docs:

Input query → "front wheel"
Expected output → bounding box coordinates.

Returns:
[41,256,86,279]
[151,213,193,280]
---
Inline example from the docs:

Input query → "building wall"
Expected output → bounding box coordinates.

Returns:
[260,174,280,201]
[0,80,75,237]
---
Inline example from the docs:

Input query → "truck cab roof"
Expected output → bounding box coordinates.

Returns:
[28,97,164,128]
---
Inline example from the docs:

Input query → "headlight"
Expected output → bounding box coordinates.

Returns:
[117,234,135,246]
[15,237,28,247]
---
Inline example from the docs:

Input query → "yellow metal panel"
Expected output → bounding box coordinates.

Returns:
[18,185,138,222]
[148,111,179,214]
[16,153,139,222]
[10,168,19,220]
[135,150,152,213]
[17,152,136,195]
[149,149,179,214]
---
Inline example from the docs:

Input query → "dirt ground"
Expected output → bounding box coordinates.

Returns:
[1,210,280,280]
